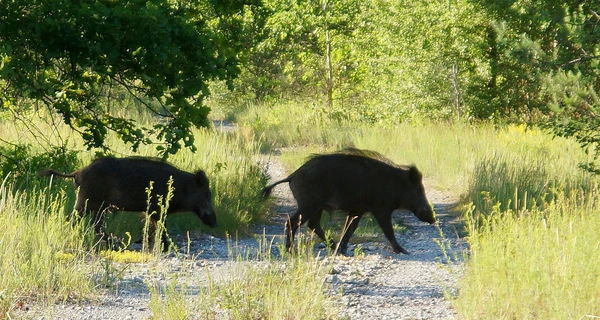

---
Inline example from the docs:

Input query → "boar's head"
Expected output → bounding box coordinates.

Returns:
[193,170,218,228]
[405,166,436,224]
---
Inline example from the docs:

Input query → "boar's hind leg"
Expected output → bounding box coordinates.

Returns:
[337,211,363,255]
[285,204,319,251]
[307,210,334,247]
[74,198,106,237]
[373,211,409,254]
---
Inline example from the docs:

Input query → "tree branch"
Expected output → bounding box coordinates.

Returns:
[560,55,600,68]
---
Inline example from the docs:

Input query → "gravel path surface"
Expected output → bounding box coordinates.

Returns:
[18,155,466,320]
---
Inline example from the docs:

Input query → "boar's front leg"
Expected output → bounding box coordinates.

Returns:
[373,210,409,254]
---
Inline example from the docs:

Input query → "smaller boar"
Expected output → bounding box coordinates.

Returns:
[261,148,435,255]
[39,157,217,250]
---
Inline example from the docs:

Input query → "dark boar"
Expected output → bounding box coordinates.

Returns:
[261,148,435,255]
[38,157,217,249]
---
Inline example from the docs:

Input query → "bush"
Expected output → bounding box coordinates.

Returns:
[0,143,79,190]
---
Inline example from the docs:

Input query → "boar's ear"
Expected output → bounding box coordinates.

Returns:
[195,170,209,188]
[408,166,422,183]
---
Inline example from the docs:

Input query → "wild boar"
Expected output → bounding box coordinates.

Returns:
[39,157,217,249]
[261,148,435,255]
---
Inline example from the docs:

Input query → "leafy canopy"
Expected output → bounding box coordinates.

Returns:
[0,0,258,156]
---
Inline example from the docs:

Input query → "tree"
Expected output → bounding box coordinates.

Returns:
[0,0,262,156]
[544,5,600,173]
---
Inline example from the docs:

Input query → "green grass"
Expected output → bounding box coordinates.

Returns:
[465,153,598,216]
[455,191,600,319]
[236,100,357,150]
[453,145,599,318]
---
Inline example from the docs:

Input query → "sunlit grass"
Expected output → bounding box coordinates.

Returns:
[455,192,600,319]
[466,154,598,215]
[236,100,357,150]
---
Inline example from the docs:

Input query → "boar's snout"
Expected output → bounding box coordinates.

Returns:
[413,199,436,224]
[418,207,436,224]
[194,197,217,228]
[198,208,218,228]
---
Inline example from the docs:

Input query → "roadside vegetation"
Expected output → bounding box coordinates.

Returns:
[0,180,95,314]
[148,236,337,320]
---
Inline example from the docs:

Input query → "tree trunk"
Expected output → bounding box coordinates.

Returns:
[451,61,461,121]
[323,0,333,108]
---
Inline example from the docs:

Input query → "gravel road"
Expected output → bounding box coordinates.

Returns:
[17,155,465,320]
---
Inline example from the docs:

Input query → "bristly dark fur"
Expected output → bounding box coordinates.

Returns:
[309,147,407,169]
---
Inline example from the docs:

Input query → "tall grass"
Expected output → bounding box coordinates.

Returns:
[0,180,95,316]
[236,100,357,150]
[466,154,598,215]
[455,192,600,319]
[213,259,334,319]
[451,127,600,318]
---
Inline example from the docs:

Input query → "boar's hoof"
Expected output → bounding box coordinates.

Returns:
[394,246,410,255]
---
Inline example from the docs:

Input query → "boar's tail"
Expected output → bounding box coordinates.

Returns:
[260,177,292,199]
[37,169,76,179]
